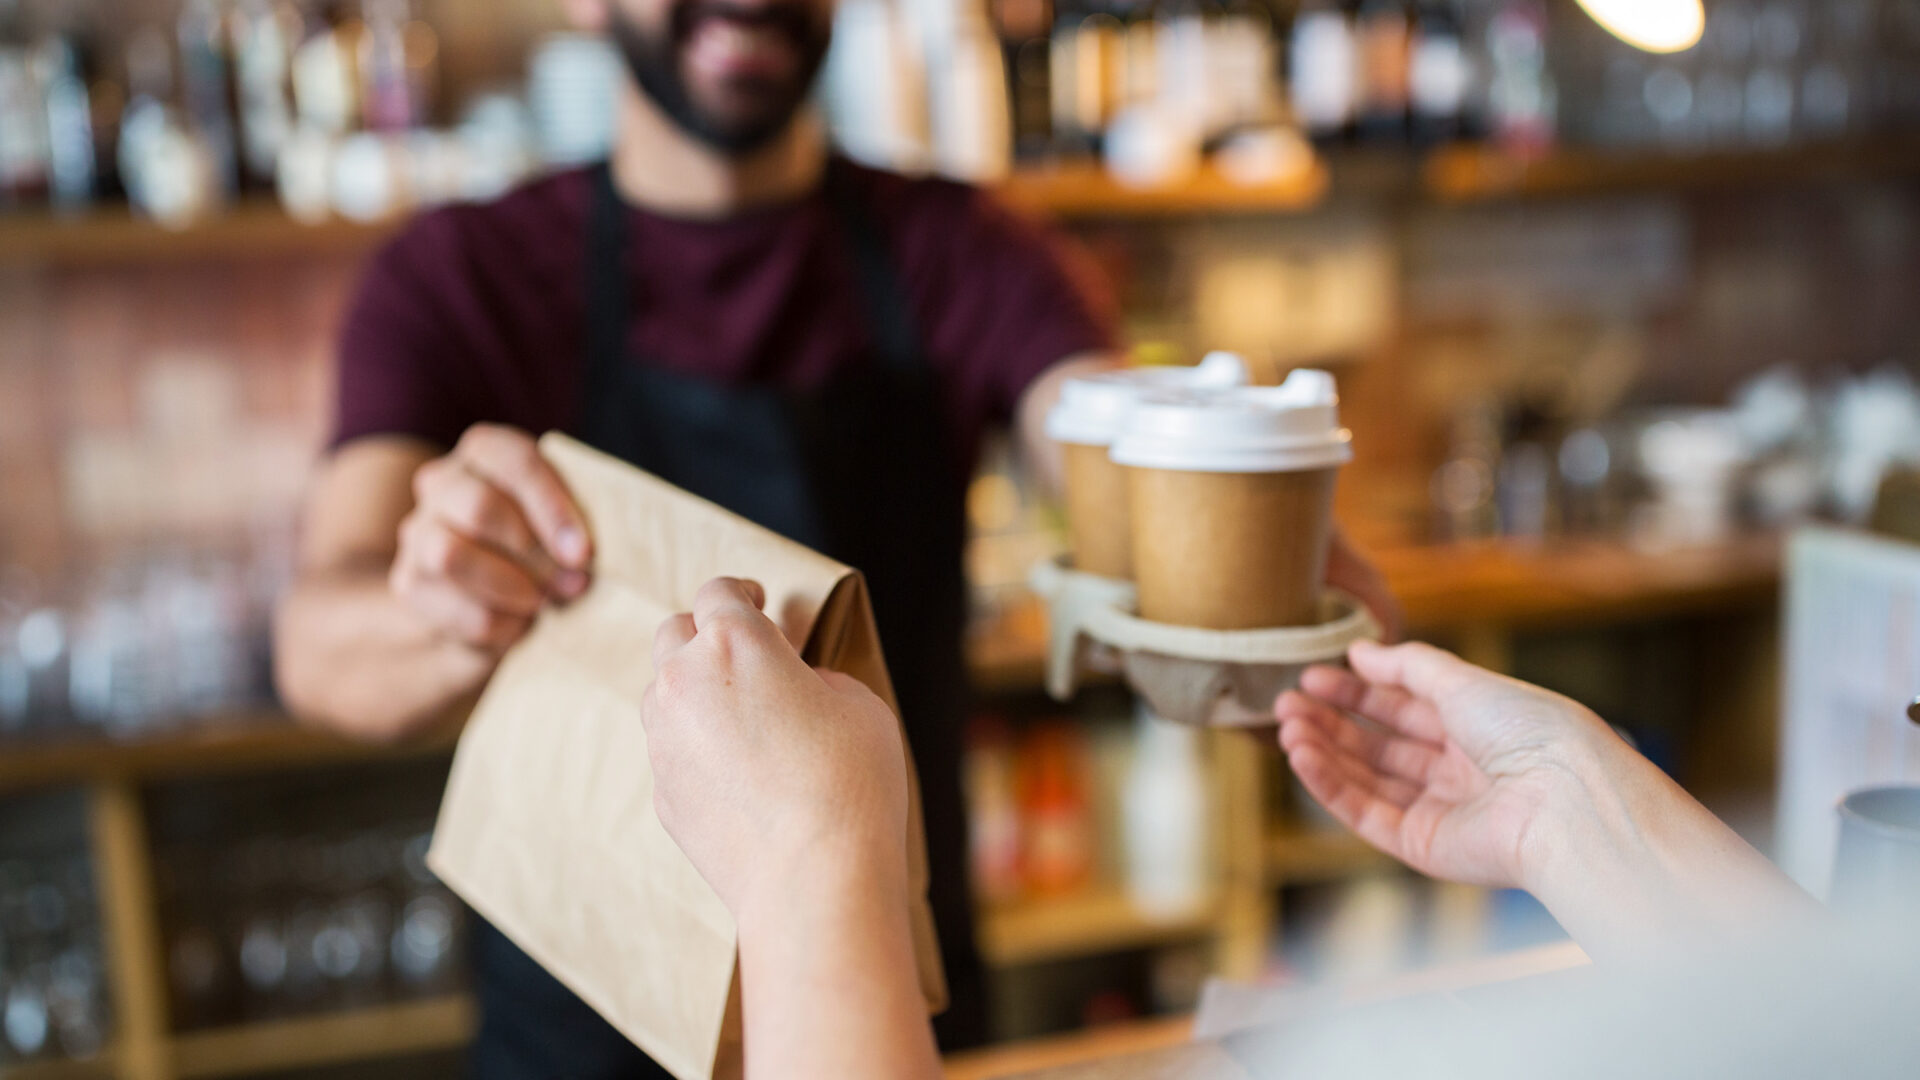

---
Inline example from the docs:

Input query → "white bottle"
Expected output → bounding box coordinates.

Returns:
[1290,2,1358,140]
[928,5,1011,182]
[1121,702,1210,918]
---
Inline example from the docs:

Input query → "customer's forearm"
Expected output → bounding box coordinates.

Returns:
[736,849,939,1080]
[274,573,494,742]
[1524,735,1818,962]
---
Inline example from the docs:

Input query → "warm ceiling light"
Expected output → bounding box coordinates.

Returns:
[1574,0,1706,54]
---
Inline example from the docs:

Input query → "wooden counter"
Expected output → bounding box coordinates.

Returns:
[943,942,1591,1079]
[945,1016,1217,1080]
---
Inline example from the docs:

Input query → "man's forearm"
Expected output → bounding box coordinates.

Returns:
[735,850,939,1080]
[274,571,494,742]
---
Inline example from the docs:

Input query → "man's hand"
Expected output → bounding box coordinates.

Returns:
[1275,640,1603,890]
[642,578,911,919]
[391,424,593,655]
[1326,528,1403,642]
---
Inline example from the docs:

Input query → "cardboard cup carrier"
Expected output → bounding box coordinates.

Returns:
[1113,371,1353,631]
[1045,353,1247,580]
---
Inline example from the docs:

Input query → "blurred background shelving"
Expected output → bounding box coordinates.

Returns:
[4,0,1918,1074]
[16,137,1920,268]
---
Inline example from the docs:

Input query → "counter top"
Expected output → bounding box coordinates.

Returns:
[944,1016,1231,1080]
[944,942,1590,1079]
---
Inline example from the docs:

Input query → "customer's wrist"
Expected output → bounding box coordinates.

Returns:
[736,831,909,936]
[1514,725,1658,900]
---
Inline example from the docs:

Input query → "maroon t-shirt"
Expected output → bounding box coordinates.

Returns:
[332,161,1118,473]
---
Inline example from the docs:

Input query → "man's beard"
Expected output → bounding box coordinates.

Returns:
[608,3,831,157]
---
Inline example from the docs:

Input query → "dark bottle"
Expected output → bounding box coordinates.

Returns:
[178,0,239,194]
[42,34,97,210]
[1355,0,1411,142]
[994,0,1056,160]
[0,0,50,208]
[1408,0,1469,145]
[1049,0,1123,157]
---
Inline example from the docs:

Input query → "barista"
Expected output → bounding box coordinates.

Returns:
[273,0,1396,1075]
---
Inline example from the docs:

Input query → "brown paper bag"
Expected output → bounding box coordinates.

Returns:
[428,433,948,1080]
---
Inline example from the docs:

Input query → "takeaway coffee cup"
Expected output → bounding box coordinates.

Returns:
[1831,784,1920,921]
[1111,371,1352,630]
[1045,353,1248,579]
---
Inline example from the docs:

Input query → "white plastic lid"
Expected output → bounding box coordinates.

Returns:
[1110,369,1354,473]
[1044,352,1249,446]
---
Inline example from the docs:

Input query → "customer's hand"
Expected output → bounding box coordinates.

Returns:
[642,578,911,919]
[1325,528,1403,642]
[1276,640,1614,891]
[391,424,592,654]
[1276,640,1816,961]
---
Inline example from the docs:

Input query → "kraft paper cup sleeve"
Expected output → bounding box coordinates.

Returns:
[1035,556,1380,727]
[428,434,946,1080]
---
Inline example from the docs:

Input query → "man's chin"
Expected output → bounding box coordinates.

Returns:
[684,98,811,154]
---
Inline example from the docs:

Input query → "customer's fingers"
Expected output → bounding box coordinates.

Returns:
[653,613,696,669]
[1276,691,1442,785]
[1279,719,1420,807]
[1346,640,1476,707]
[1300,664,1446,743]
[1283,733,1410,858]
[690,577,770,629]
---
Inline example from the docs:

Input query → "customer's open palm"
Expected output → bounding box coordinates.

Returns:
[1275,640,1610,890]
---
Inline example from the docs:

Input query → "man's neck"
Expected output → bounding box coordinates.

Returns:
[609,85,828,219]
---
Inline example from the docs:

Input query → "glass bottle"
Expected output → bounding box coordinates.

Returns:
[1289,0,1359,144]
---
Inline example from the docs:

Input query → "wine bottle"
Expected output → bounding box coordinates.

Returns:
[993,0,1056,160]
[1355,0,1411,142]
[1409,0,1468,145]
[178,0,239,194]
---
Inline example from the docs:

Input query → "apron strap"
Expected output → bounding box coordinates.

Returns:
[584,161,630,384]
[821,161,925,376]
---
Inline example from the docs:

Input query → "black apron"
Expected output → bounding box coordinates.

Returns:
[468,162,986,1079]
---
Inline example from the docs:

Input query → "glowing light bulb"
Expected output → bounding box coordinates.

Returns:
[1574,0,1705,54]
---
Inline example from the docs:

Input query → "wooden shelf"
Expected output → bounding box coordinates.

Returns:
[1423,138,1920,204]
[7,141,1914,267]
[169,995,475,1079]
[0,162,1329,270]
[0,715,458,796]
[997,160,1330,218]
[1384,532,1782,634]
[1268,823,1394,885]
[977,885,1219,968]
[0,202,395,268]
[0,1054,116,1080]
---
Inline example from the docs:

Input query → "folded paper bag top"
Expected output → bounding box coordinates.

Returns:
[427,433,947,1080]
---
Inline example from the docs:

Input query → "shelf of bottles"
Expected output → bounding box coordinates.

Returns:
[3,1,1915,234]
